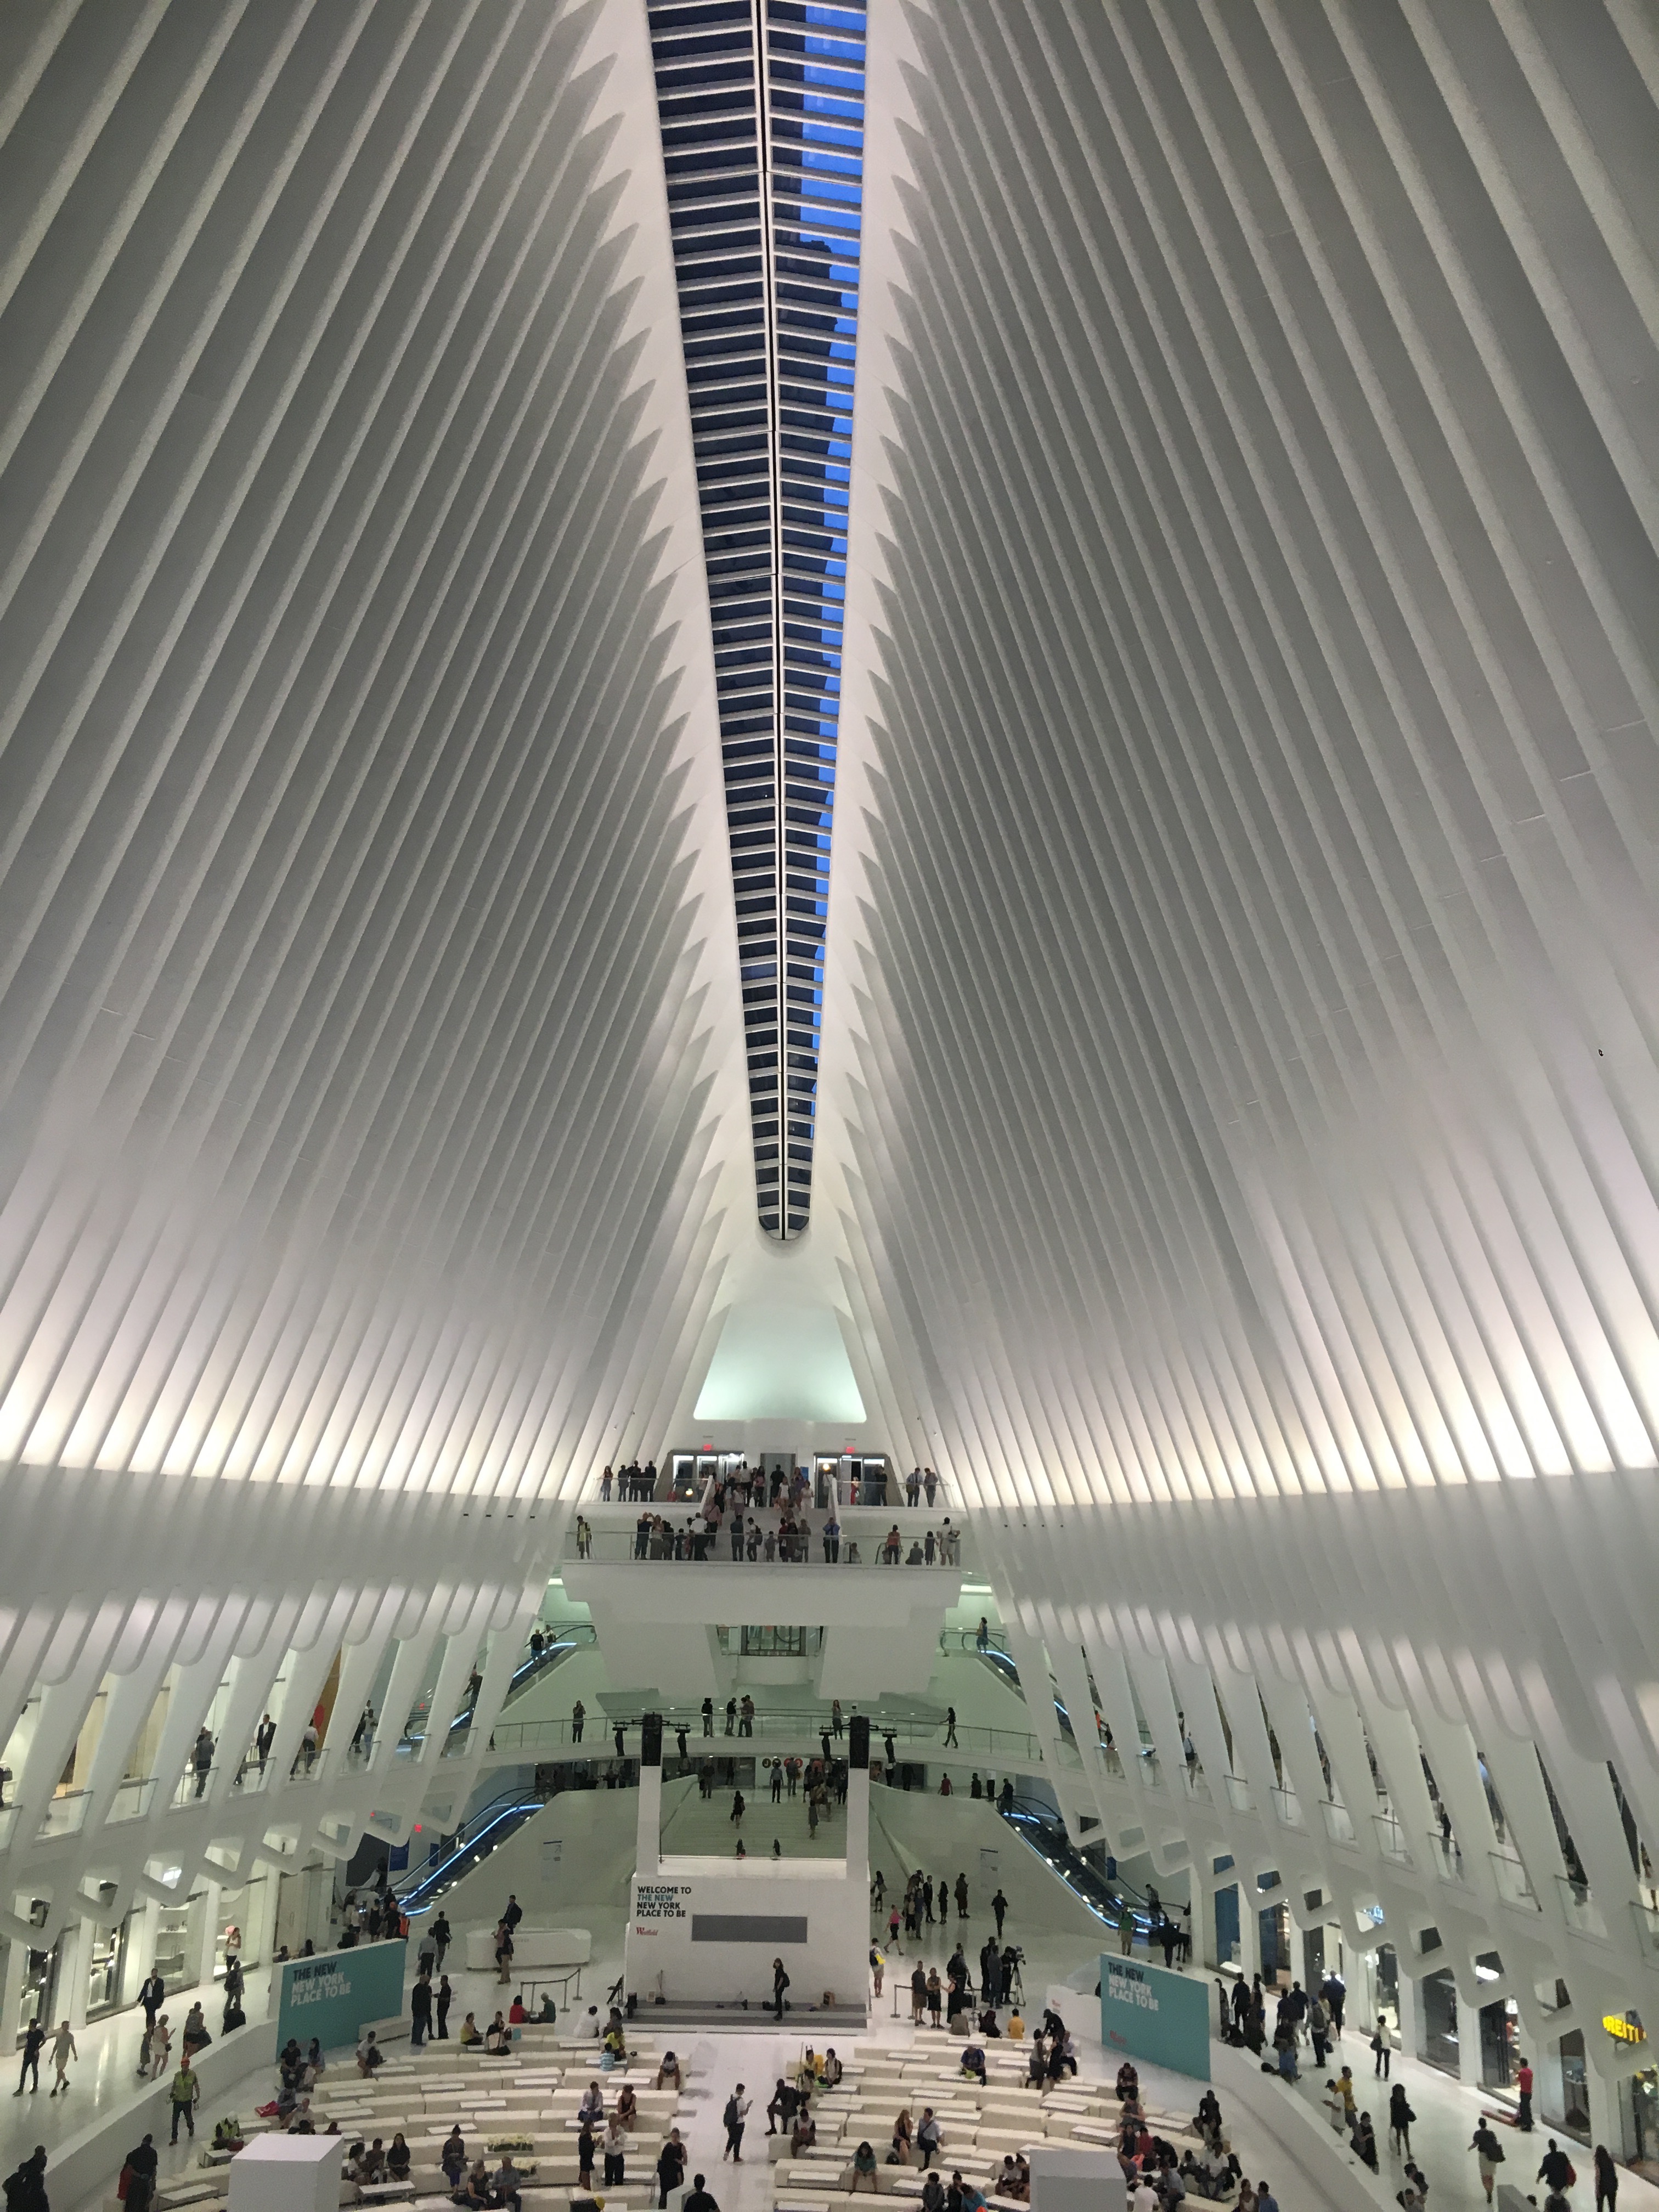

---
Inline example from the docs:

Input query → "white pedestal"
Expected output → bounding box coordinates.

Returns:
[229,2132,345,2212]
[1030,2145,1119,2212]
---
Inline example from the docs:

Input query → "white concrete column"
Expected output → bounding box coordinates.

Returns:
[1188,1857,1216,1971]
[192,1880,221,1987]
[845,1766,870,1881]
[636,1762,663,1880]
[1457,1990,1485,2087]
[1233,1882,1260,1977]
[1395,1965,1420,2063]
[0,1936,27,2043]
[303,1861,336,1954]
[129,1897,161,1997]
[61,1915,93,2030]
[1588,2064,1629,2162]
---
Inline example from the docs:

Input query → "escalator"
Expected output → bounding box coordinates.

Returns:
[997,1791,1160,1942]
[394,1784,550,1913]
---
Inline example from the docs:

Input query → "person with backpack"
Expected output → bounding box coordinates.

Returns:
[722,2084,750,2162]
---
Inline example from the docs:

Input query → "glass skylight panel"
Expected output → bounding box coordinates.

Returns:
[648,0,864,1237]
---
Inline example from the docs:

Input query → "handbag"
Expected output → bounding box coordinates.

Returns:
[117,2168,132,2202]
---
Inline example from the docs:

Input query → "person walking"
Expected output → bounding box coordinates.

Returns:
[723,2085,750,2163]
[1372,2014,1391,2077]
[167,2058,200,2144]
[772,1959,791,2022]
[684,2175,720,2212]
[14,2020,43,2095]
[1594,2144,1617,2212]
[432,1910,452,1968]
[991,1888,1008,1939]
[255,1714,275,1777]
[1471,2121,1505,2204]
[657,2131,687,2211]
[47,2024,75,2097]
[702,1697,714,1737]
[944,1708,958,1748]
[4,2149,48,2212]
[123,2134,160,2212]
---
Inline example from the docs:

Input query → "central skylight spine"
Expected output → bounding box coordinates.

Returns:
[647,0,866,1239]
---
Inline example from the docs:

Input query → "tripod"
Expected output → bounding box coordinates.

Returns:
[1006,1959,1025,2010]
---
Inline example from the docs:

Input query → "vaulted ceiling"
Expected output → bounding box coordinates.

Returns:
[0,0,1655,1524]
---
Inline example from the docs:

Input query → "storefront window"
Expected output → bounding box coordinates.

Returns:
[1421,1967,1460,2076]
[1559,2030,1590,2143]
[14,1943,58,2045]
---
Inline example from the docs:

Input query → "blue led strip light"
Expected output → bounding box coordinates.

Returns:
[647,0,865,1238]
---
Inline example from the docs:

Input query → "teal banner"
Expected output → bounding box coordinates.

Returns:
[1099,1953,1210,2081]
[276,1939,407,2052]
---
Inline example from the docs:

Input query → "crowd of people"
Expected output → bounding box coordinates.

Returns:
[623,1494,960,1567]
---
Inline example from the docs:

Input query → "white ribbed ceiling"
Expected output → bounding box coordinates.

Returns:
[826,0,1659,1509]
[0,0,1657,1520]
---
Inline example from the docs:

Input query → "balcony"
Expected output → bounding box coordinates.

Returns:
[1373,1812,1412,1864]
[1489,1849,1539,1910]
[1426,1831,1469,1886]
[1320,1799,1356,1845]
[1182,1765,1212,1805]
[1555,1874,1606,1938]
[1223,1774,1255,1814]
[108,1776,158,1822]
[568,1524,964,1570]
[38,1790,91,1840]
[1270,1785,1305,1830]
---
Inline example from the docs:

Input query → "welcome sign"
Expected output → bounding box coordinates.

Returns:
[276,1938,409,2052]
[1099,1954,1210,2081]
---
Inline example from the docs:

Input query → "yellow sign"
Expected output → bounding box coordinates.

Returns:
[1604,2015,1646,2045]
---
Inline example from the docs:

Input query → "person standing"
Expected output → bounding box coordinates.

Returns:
[1389,2083,1414,2157]
[436,1975,452,2040]
[571,1700,585,1744]
[4,2149,48,2212]
[14,2020,44,2095]
[702,1697,714,1737]
[684,2174,720,2212]
[955,1872,969,1920]
[255,1715,275,1778]
[47,2024,75,2097]
[772,1958,790,2022]
[1372,2014,1391,2078]
[167,2058,200,2143]
[410,1970,433,2047]
[192,1725,215,1797]
[1517,2054,1534,2130]
[723,2084,751,2162]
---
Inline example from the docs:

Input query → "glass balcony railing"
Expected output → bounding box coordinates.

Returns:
[1270,1785,1304,1829]
[1555,1875,1606,1938]
[1223,1774,1255,1814]
[38,1790,90,1839]
[1489,1849,1539,1910]
[1320,1799,1356,1844]
[109,1776,157,1822]
[1373,1812,1411,1863]
[1426,1831,1468,1884]
[1181,1766,1211,1804]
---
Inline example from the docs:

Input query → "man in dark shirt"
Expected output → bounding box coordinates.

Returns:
[16,2021,44,2094]
[1537,2141,1575,2194]
[683,2176,719,2212]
